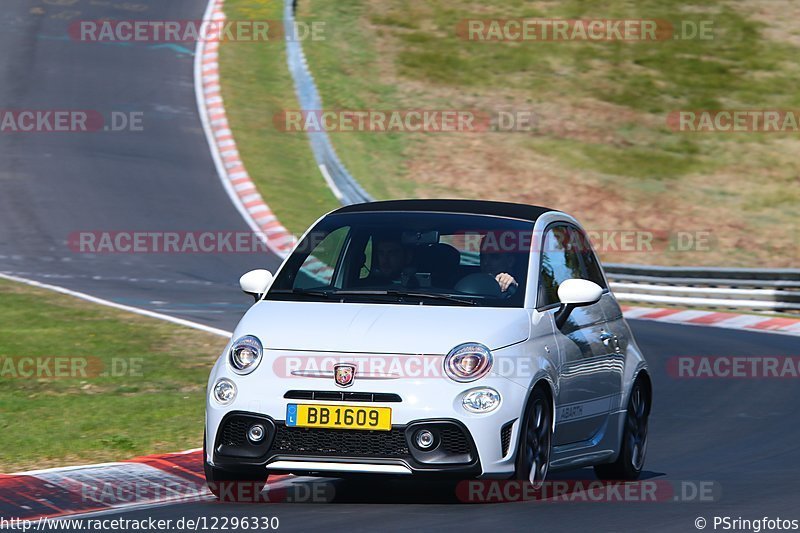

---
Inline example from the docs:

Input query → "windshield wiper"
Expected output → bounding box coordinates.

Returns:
[269,288,340,299]
[270,289,477,306]
[331,290,477,306]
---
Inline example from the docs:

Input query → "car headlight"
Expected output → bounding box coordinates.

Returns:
[229,335,263,374]
[462,387,501,413]
[213,378,237,404]
[444,343,493,382]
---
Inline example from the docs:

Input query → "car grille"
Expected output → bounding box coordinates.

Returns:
[272,425,410,457]
[220,417,251,447]
[501,421,514,457]
[283,390,402,403]
[440,427,471,455]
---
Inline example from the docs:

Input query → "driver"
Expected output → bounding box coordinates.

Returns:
[480,245,518,293]
[370,237,416,286]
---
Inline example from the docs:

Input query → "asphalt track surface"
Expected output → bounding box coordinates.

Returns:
[0,0,279,331]
[0,1,798,532]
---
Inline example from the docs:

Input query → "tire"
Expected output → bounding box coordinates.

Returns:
[594,378,650,481]
[203,436,267,502]
[514,386,552,488]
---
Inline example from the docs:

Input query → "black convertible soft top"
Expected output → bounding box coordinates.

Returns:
[332,199,554,223]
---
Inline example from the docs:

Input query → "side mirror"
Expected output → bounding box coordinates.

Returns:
[554,279,603,328]
[239,269,273,300]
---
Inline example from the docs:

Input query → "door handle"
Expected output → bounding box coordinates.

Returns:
[600,331,620,352]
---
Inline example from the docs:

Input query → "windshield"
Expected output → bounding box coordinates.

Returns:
[266,211,533,308]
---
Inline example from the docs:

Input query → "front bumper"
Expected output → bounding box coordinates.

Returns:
[205,349,532,477]
[211,412,482,476]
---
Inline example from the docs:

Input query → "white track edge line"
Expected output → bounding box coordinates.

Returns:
[624,312,800,337]
[0,272,232,338]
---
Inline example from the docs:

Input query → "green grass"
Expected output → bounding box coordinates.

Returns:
[220,0,800,267]
[0,279,227,472]
[218,0,341,232]
[299,0,800,182]
[294,2,418,200]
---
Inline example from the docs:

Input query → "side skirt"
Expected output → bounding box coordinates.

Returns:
[549,410,624,471]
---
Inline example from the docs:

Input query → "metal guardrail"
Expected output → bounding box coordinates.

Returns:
[283,2,797,313]
[283,0,373,205]
[604,264,800,312]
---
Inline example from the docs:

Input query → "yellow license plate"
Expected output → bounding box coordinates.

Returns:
[286,404,392,431]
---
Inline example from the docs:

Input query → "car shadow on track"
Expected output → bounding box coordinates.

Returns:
[269,468,666,505]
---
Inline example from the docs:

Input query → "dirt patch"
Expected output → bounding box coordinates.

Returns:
[731,0,800,47]
[304,0,800,267]
[403,131,798,267]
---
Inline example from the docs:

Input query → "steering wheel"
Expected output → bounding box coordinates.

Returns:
[454,273,504,298]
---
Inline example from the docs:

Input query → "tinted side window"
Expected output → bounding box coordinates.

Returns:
[573,227,607,288]
[538,225,583,308]
[360,237,373,279]
[294,226,350,289]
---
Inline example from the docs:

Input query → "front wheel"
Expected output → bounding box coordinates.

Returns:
[514,387,552,488]
[594,378,650,481]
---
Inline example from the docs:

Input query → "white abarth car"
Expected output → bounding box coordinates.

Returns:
[204,200,651,498]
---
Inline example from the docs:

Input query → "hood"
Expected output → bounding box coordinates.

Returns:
[233,301,531,354]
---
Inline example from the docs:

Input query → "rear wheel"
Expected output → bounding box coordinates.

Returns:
[203,437,267,502]
[594,378,650,481]
[514,387,552,488]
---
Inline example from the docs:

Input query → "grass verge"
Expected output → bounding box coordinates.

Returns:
[0,279,226,472]
[221,0,799,267]
[218,0,340,232]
